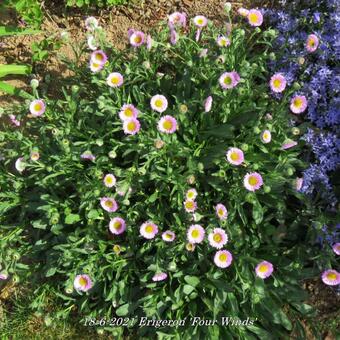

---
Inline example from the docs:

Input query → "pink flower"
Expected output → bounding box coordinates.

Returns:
[162,230,176,242]
[152,272,167,282]
[255,261,274,279]
[290,95,308,114]
[119,104,139,121]
[85,17,99,31]
[150,94,168,113]
[140,221,158,239]
[306,34,319,53]
[123,118,141,135]
[219,72,240,89]
[81,151,96,161]
[9,114,20,126]
[244,172,263,191]
[89,61,104,73]
[270,73,287,93]
[109,217,126,235]
[260,130,271,143]
[107,72,124,88]
[158,115,178,134]
[0,273,8,280]
[208,228,228,249]
[214,250,233,268]
[217,35,231,47]
[281,140,298,150]
[321,269,340,286]
[170,29,178,45]
[90,50,107,65]
[215,204,228,220]
[238,8,249,17]
[29,99,46,117]
[332,243,340,256]
[168,12,186,28]
[74,274,93,292]
[193,15,208,28]
[129,31,145,47]
[100,197,118,212]
[204,96,213,112]
[187,224,205,244]
[184,199,197,213]
[103,174,116,188]
[248,9,263,27]
[226,147,244,165]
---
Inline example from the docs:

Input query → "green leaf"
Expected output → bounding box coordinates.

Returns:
[0,81,33,99]
[0,26,40,37]
[65,214,81,225]
[184,275,200,287]
[115,303,129,316]
[45,267,57,277]
[183,285,195,295]
[252,203,264,225]
[0,64,32,78]
[32,220,47,230]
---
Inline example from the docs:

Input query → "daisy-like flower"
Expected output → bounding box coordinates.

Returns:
[217,35,231,47]
[150,95,168,113]
[226,147,244,165]
[100,197,118,212]
[290,95,308,114]
[186,188,197,201]
[89,61,104,73]
[260,130,271,143]
[30,151,40,161]
[215,204,228,220]
[321,269,340,286]
[85,17,99,31]
[168,12,186,28]
[306,34,319,53]
[0,273,8,280]
[184,199,197,213]
[270,73,287,93]
[81,151,96,161]
[332,243,340,256]
[281,140,298,150]
[90,50,107,65]
[103,173,116,188]
[187,224,205,244]
[9,114,20,126]
[107,72,124,88]
[170,29,178,45]
[186,242,196,251]
[15,157,26,173]
[244,172,263,191]
[123,118,141,135]
[193,15,208,28]
[87,35,98,50]
[158,115,178,134]
[248,9,263,27]
[204,96,213,112]
[255,261,274,279]
[214,250,233,268]
[219,72,240,89]
[208,228,228,249]
[238,8,249,17]
[119,104,138,121]
[162,230,176,242]
[140,221,159,239]
[29,99,45,117]
[146,34,152,50]
[295,177,303,191]
[129,31,145,47]
[152,272,167,282]
[74,274,93,292]
[109,217,126,235]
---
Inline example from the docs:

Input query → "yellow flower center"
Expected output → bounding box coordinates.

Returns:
[111,76,120,85]
[230,151,239,161]
[113,245,121,254]
[218,209,224,216]
[248,176,258,186]
[327,272,337,280]
[113,221,122,230]
[294,98,303,108]
[106,177,113,184]
[96,53,103,61]
[165,233,172,239]
[213,233,222,243]
[224,76,232,85]
[92,62,100,68]
[187,192,194,199]
[191,229,199,238]
[145,225,154,233]
[185,201,194,209]
[197,18,204,25]
[134,35,142,44]
[258,264,268,273]
[34,103,42,111]
[219,253,227,262]
[155,99,163,108]
[124,108,133,117]
[163,120,173,130]
[249,13,259,23]
[79,277,87,286]
[127,121,136,131]
[105,200,113,208]
[273,79,281,88]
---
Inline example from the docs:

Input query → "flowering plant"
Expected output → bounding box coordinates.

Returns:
[0,9,336,338]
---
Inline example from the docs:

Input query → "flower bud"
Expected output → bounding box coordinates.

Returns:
[291,127,300,135]
[187,175,196,185]
[224,2,232,12]
[179,104,188,114]
[241,144,249,151]
[108,150,117,159]
[95,139,104,146]
[293,82,301,90]
[154,139,165,149]
[269,52,276,60]
[30,79,39,88]
[264,186,271,193]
